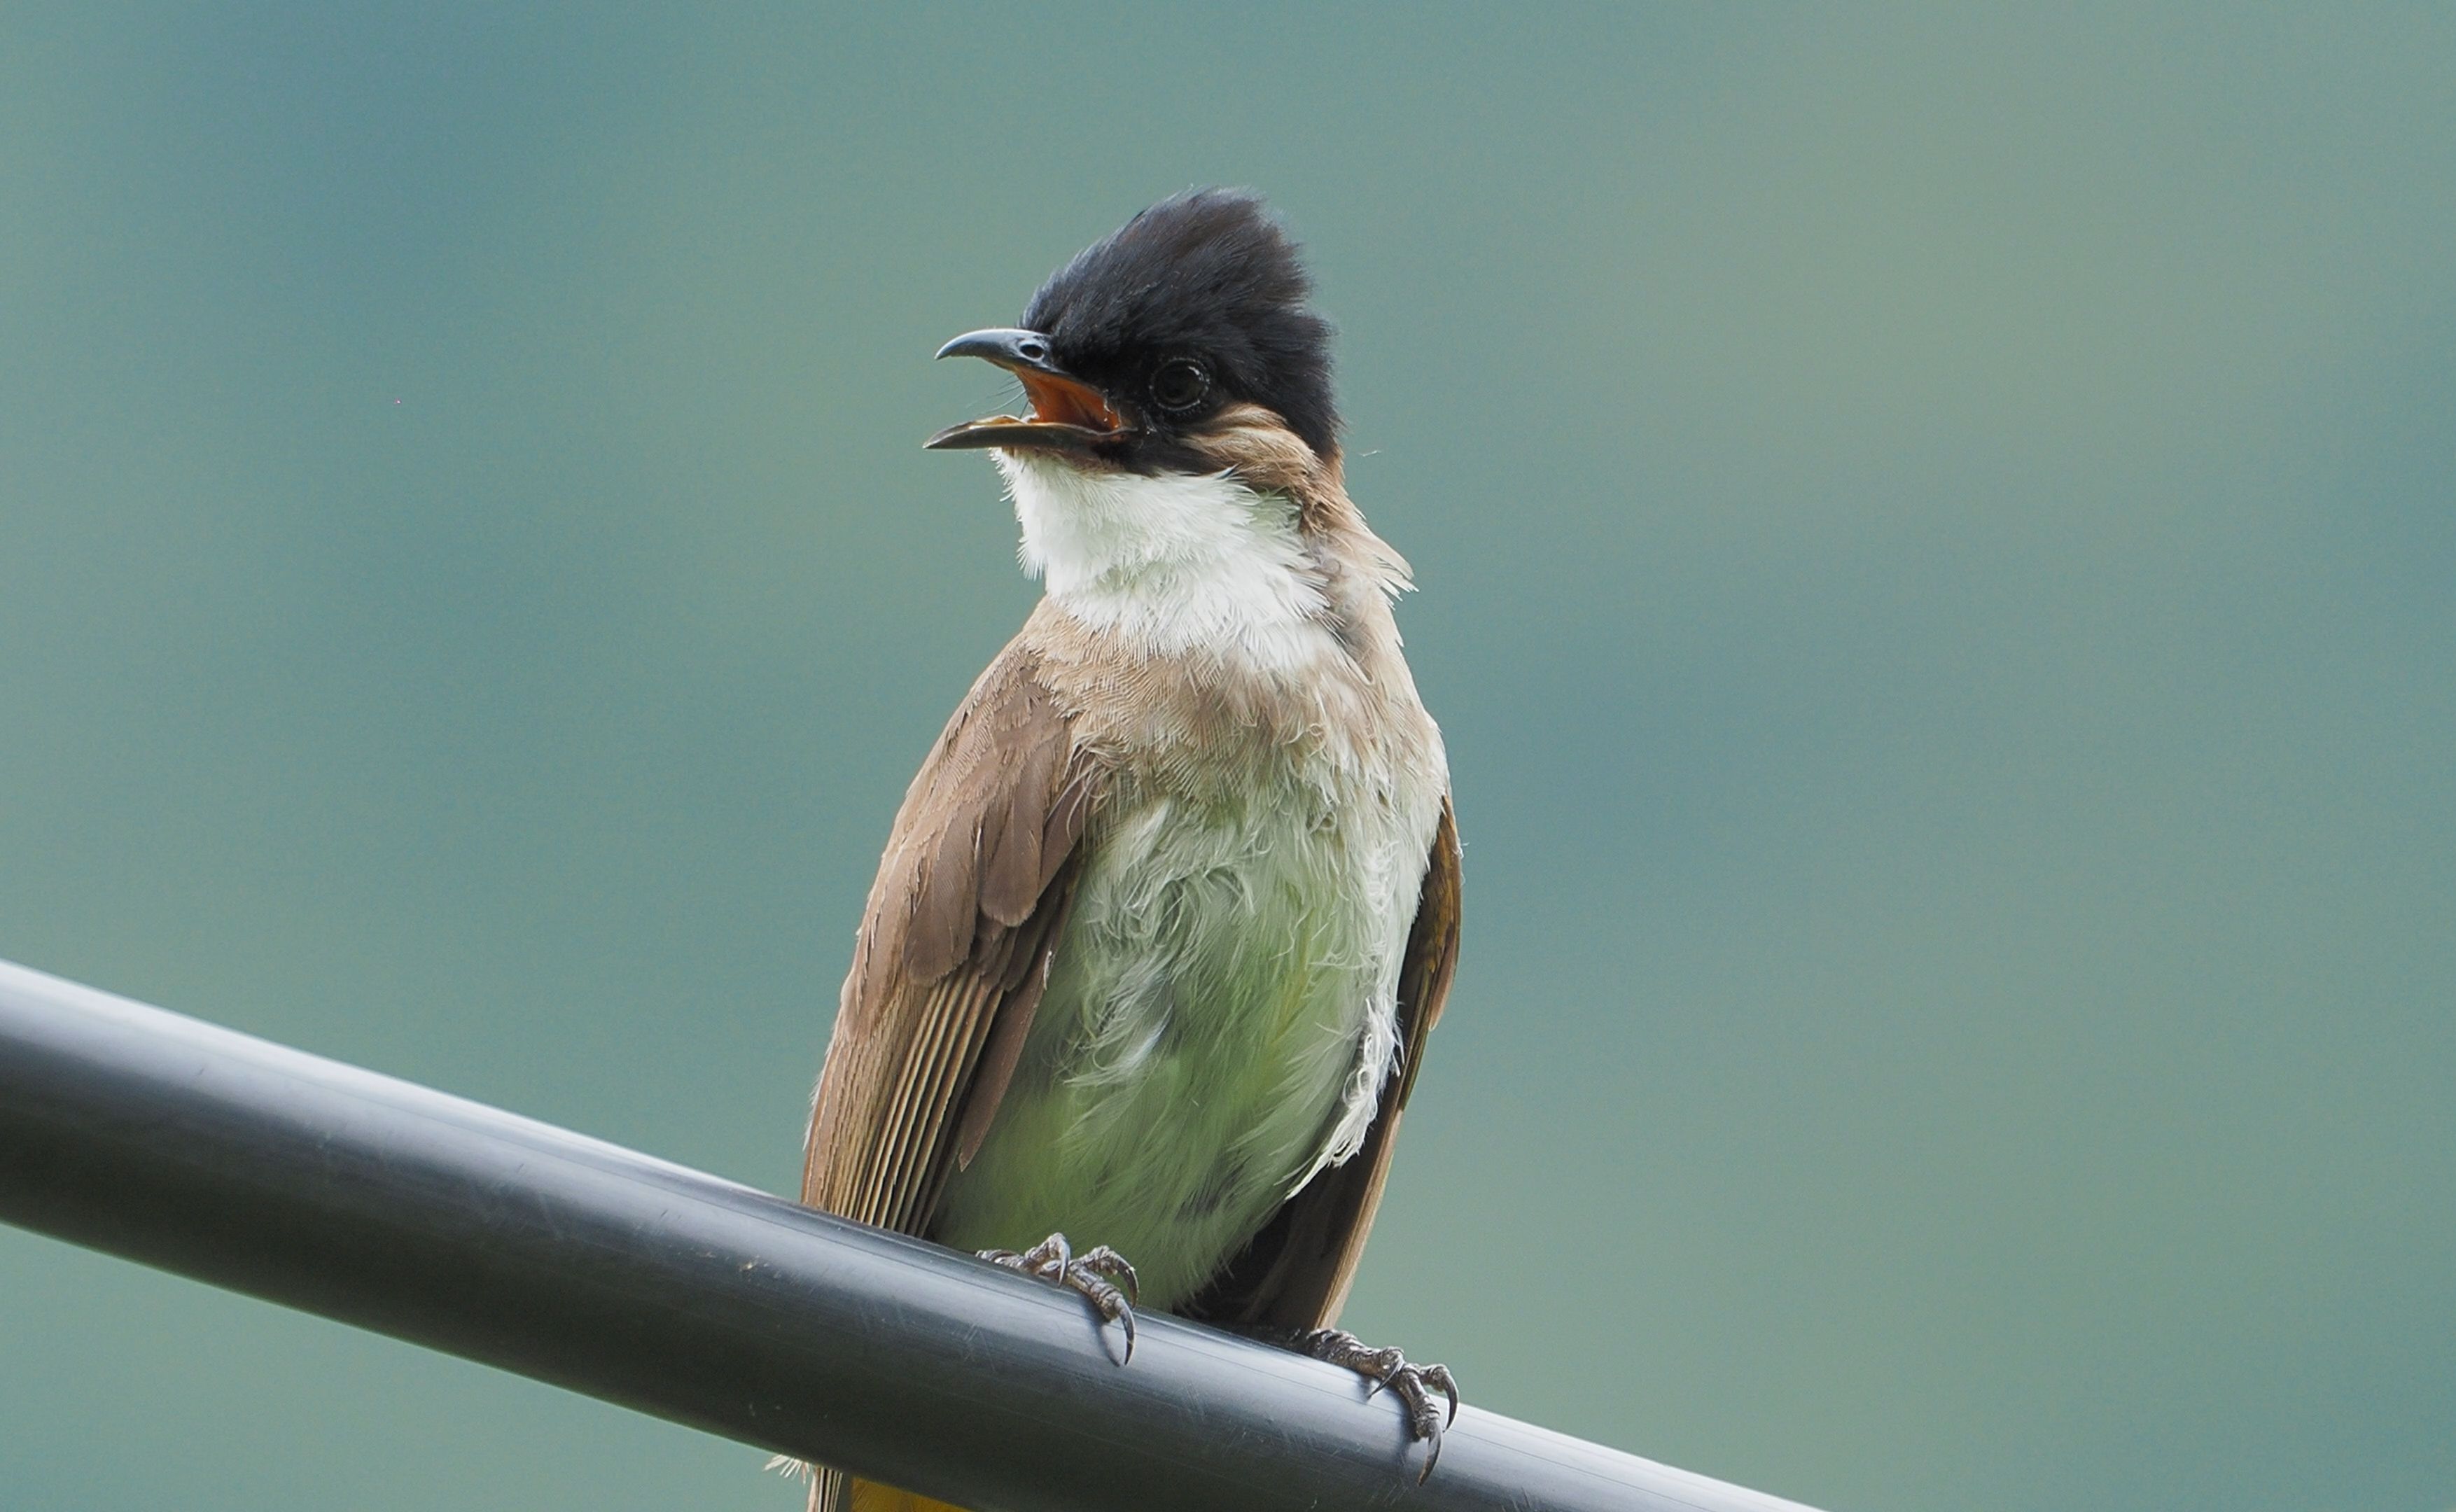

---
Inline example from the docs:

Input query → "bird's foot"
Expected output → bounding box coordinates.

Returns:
[1298,1327,1461,1483]
[978,1232,1140,1364]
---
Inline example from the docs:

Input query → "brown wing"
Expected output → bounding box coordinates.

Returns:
[800,641,1098,1235]
[1178,797,1463,1331]
[800,643,1098,1512]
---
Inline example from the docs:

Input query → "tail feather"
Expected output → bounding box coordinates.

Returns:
[773,1458,964,1512]
[847,1478,968,1512]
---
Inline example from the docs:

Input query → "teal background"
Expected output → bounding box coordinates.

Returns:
[3,6,2451,1509]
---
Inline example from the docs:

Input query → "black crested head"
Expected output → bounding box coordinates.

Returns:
[1023,189,1339,465]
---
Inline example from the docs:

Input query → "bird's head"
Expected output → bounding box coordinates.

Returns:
[926,189,1339,477]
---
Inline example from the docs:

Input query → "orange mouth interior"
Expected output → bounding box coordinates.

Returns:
[1018,370,1122,433]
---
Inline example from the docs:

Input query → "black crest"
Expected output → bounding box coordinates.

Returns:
[1024,189,1339,461]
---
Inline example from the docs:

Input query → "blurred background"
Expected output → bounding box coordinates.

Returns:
[3,6,2451,1510]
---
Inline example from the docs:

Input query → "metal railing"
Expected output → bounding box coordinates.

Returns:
[0,957,1825,1512]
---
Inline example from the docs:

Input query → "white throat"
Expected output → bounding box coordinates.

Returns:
[996,451,1337,668]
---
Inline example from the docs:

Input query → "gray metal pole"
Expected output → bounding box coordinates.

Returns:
[0,958,1824,1512]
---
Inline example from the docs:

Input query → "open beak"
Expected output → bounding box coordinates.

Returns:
[924,328,1128,455]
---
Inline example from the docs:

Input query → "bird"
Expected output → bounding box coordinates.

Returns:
[791,188,1463,1512]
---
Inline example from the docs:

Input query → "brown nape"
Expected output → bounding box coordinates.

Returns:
[1184,401,1336,491]
[1183,401,1358,531]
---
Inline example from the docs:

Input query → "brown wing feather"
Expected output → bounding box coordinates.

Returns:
[799,645,1098,1512]
[800,642,1096,1231]
[1178,797,1463,1331]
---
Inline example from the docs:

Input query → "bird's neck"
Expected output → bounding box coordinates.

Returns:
[998,453,1388,673]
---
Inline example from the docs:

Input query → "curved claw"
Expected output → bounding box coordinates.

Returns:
[1083,1245,1140,1304]
[979,1232,1138,1367]
[1293,1326,1463,1485]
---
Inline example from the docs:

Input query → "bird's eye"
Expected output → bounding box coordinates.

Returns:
[1148,358,1210,414]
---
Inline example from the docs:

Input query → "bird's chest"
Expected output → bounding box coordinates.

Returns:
[1060,753,1415,1090]
[930,735,1439,1306]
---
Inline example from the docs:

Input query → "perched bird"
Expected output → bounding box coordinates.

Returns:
[795,189,1463,1512]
